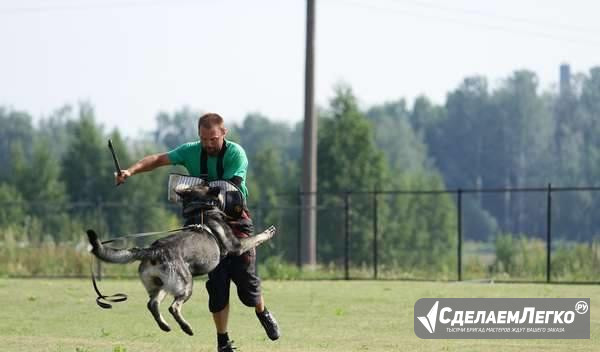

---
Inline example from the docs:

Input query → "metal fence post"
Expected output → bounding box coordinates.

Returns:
[96,199,103,281]
[373,188,378,280]
[344,192,350,280]
[457,189,463,282]
[547,183,552,283]
[297,187,302,268]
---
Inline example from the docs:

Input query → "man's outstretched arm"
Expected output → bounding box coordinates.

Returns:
[115,153,170,184]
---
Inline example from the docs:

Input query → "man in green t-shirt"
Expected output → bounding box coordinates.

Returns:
[115,113,280,352]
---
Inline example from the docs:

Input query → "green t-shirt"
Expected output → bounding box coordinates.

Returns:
[167,140,249,199]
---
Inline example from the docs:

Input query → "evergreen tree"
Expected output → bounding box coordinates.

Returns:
[317,85,388,265]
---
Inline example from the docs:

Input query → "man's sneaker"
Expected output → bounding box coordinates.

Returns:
[256,309,280,341]
[218,340,237,352]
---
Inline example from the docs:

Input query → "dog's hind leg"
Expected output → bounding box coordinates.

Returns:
[169,270,194,336]
[146,287,171,332]
[168,286,194,336]
[234,225,277,255]
[167,270,194,336]
[141,261,171,332]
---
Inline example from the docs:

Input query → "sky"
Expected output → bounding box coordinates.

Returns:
[1,0,600,137]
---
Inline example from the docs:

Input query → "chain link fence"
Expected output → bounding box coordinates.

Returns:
[1,185,599,282]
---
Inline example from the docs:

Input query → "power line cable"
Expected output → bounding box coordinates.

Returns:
[396,0,600,35]
[0,0,198,14]
[329,0,600,48]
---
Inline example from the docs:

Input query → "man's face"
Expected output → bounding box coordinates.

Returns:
[199,126,226,156]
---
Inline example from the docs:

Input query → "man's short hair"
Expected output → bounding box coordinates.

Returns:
[198,113,225,131]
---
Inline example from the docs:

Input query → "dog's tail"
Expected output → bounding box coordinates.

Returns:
[87,229,149,264]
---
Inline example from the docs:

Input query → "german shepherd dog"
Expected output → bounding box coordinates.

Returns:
[86,183,276,335]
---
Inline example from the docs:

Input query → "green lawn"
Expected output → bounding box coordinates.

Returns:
[0,278,598,351]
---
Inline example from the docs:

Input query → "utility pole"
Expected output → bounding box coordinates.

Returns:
[301,0,317,266]
[559,63,571,97]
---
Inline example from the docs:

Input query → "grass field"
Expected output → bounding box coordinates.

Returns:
[0,278,598,352]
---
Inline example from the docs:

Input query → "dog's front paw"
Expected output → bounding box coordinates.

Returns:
[181,324,194,336]
[158,322,171,332]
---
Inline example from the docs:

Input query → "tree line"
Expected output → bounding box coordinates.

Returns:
[1,67,599,275]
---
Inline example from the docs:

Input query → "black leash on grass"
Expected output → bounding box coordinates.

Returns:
[90,258,128,309]
[91,139,129,308]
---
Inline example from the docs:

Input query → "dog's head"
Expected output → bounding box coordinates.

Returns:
[174,183,223,211]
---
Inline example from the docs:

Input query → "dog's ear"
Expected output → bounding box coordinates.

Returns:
[208,186,221,197]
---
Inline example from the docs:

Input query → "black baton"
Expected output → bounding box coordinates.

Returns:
[108,139,123,186]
